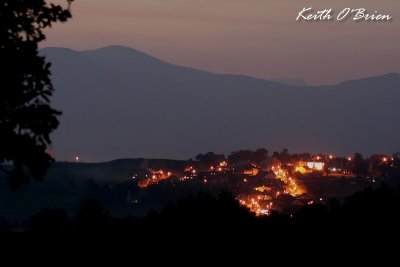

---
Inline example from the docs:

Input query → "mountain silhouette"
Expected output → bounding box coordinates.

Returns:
[41,45,400,161]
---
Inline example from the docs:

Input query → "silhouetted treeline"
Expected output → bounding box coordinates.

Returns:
[1,187,399,263]
[196,148,400,177]
[2,184,400,242]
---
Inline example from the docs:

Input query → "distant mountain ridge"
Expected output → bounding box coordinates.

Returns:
[41,45,400,161]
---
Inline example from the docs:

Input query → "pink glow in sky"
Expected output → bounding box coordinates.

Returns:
[44,0,400,85]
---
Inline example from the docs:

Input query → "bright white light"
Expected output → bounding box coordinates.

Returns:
[307,162,324,170]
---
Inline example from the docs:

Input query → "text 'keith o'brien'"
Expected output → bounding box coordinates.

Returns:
[297,7,392,22]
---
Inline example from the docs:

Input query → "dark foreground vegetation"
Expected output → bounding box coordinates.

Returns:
[1,185,399,256]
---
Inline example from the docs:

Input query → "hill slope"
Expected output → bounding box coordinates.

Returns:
[41,46,400,161]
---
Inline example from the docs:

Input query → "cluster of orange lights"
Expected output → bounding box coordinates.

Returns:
[184,166,197,173]
[210,161,227,172]
[381,157,395,164]
[239,197,273,216]
[273,166,305,197]
[138,170,172,188]
[135,155,397,214]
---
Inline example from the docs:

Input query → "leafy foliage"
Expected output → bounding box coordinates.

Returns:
[0,0,73,189]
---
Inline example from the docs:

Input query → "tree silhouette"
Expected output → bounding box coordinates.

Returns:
[352,153,368,177]
[76,198,110,230]
[228,148,269,165]
[0,0,73,189]
[30,208,68,232]
[195,152,225,166]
